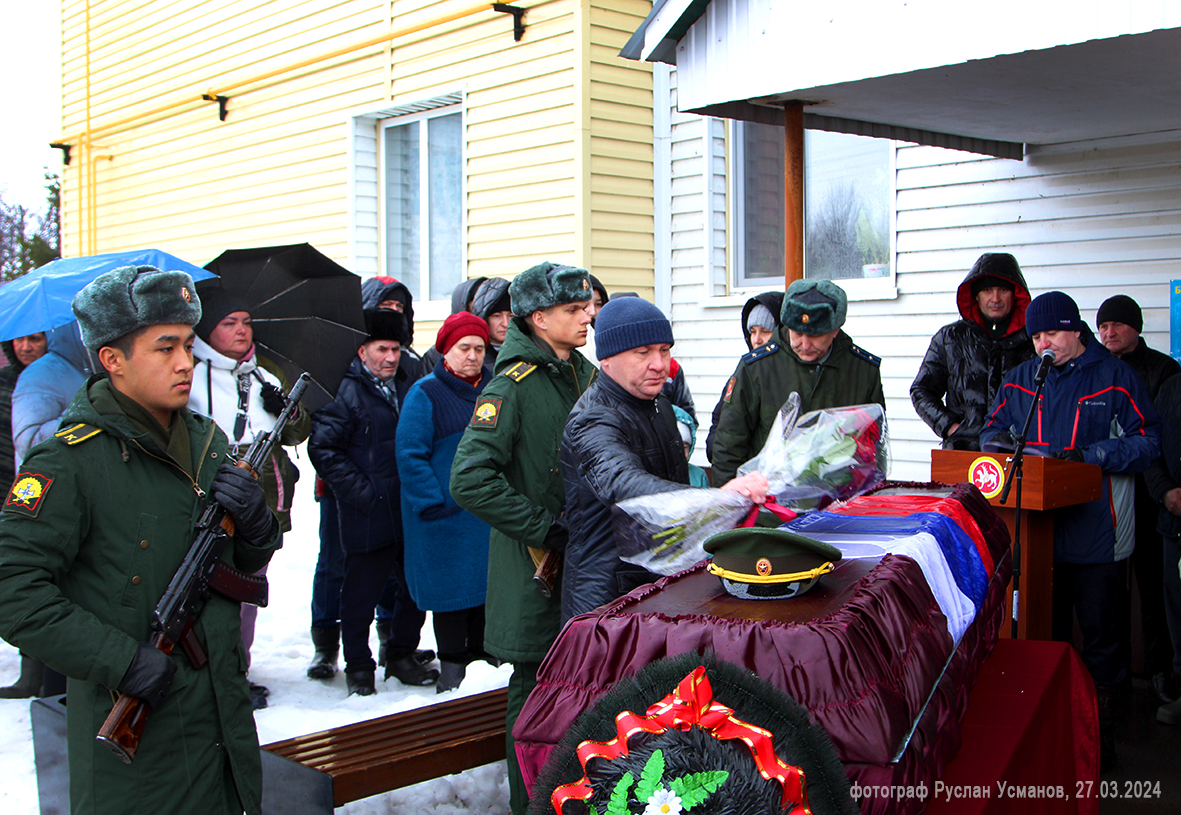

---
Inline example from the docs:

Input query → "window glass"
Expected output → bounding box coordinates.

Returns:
[733,123,892,287]
[382,108,463,301]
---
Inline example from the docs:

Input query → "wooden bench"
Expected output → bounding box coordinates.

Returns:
[260,686,508,813]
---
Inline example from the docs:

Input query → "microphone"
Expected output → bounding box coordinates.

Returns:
[1034,349,1055,383]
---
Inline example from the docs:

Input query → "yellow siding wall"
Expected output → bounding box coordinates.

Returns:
[58,0,653,330]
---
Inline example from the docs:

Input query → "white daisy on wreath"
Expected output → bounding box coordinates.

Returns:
[644,787,683,815]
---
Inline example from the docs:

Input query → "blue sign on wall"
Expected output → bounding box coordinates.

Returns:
[1173,280,1181,361]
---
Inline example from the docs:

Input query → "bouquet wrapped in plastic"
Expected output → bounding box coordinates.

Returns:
[611,395,889,575]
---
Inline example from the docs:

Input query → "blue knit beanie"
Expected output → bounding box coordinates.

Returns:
[593,297,674,360]
[1025,291,1085,336]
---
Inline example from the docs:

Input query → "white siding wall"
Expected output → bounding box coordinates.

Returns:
[660,69,1181,480]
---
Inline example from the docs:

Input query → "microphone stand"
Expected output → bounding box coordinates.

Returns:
[998,359,1050,639]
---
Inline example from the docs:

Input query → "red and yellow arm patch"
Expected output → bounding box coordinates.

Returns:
[4,473,55,518]
[471,397,503,429]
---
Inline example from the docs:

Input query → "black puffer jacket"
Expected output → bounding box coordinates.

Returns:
[560,373,689,623]
[1145,373,1181,538]
[910,255,1034,450]
[705,291,784,462]
[309,357,415,553]
[1116,337,1180,402]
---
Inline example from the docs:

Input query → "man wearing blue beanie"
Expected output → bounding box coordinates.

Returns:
[981,290,1161,770]
[559,298,768,623]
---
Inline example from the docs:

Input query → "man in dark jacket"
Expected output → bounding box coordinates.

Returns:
[981,291,1161,769]
[1143,372,1181,725]
[911,252,1035,450]
[1096,294,1181,704]
[308,310,435,696]
[561,298,768,623]
[712,279,884,484]
[0,266,281,815]
[450,261,597,815]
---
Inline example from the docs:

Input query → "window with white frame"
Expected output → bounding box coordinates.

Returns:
[732,122,894,289]
[379,105,463,302]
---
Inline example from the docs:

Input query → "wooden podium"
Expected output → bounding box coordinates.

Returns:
[931,449,1102,640]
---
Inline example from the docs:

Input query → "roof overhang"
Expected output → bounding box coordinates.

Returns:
[623,1,1181,158]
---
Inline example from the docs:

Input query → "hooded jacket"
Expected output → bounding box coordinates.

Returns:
[360,276,424,380]
[450,317,597,662]
[0,377,280,815]
[12,322,92,462]
[705,292,784,462]
[560,371,690,623]
[981,338,1161,564]
[469,276,511,371]
[711,327,885,485]
[309,356,414,553]
[188,337,310,532]
[910,260,1035,450]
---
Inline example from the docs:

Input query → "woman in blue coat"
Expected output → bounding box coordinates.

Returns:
[397,313,493,692]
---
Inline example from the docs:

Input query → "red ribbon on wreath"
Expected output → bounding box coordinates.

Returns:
[550,666,811,813]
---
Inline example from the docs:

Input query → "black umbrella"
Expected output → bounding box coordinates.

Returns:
[202,243,367,412]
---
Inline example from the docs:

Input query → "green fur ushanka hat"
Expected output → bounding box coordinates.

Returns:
[780,279,847,336]
[72,265,203,351]
[509,262,593,317]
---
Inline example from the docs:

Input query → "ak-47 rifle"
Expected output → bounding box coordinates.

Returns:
[96,373,310,764]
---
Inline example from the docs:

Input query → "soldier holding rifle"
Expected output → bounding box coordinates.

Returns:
[0,266,281,815]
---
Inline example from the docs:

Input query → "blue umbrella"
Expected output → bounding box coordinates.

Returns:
[0,249,216,342]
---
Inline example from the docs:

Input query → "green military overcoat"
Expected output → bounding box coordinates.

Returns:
[711,328,886,484]
[0,378,281,815]
[450,318,597,663]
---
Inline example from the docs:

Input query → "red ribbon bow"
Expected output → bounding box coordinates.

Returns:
[551,666,810,813]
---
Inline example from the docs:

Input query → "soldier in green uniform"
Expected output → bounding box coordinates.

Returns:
[711,279,886,484]
[0,266,281,815]
[450,261,597,815]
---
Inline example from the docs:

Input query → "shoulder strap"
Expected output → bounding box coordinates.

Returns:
[502,361,538,383]
[848,344,882,367]
[55,423,104,446]
[741,342,779,365]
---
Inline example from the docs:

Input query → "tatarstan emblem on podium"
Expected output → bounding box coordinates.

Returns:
[969,456,1005,499]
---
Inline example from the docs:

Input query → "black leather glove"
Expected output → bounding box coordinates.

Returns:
[259,382,286,416]
[543,516,569,552]
[211,464,275,545]
[118,642,177,708]
[1054,447,1086,462]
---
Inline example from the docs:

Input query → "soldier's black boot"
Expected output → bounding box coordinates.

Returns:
[435,660,467,694]
[345,668,376,696]
[307,625,340,680]
[376,620,392,667]
[0,653,44,699]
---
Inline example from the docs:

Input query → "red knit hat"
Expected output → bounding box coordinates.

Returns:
[436,311,490,353]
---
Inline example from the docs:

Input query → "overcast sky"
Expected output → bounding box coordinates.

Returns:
[1,3,63,213]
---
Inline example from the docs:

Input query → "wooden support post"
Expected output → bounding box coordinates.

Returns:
[784,103,805,287]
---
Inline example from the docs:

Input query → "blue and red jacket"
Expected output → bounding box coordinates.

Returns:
[981,338,1161,564]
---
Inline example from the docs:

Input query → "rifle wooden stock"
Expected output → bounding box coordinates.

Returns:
[531,549,561,598]
[95,632,175,764]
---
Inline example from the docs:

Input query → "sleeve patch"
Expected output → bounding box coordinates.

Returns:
[4,473,55,518]
[471,397,503,429]
[723,375,737,403]
[849,344,882,367]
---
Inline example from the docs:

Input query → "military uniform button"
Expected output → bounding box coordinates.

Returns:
[140,540,149,549]
[131,576,142,585]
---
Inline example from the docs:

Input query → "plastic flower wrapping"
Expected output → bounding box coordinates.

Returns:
[611,395,889,575]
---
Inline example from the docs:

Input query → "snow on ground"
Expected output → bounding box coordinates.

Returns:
[0,447,512,813]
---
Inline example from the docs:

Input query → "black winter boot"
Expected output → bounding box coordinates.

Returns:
[307,625,340,680]
[345,668,376,696]
[0,653,43,699]
[386,655,439,686]
[435,662,466,694]
[376,620,392,667]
